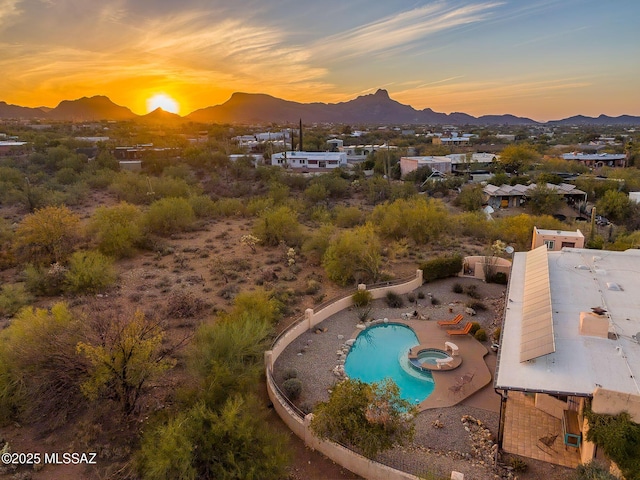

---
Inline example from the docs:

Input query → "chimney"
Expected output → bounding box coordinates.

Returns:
[579,311,609,338]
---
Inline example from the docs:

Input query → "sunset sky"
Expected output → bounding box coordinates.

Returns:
[0,0,638,121]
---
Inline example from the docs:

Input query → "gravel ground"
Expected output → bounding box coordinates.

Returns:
[274,277,574,480]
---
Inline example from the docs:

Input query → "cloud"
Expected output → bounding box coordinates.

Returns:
[312,1,503,61]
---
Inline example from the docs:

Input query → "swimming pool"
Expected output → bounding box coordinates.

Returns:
[344,323,435,404]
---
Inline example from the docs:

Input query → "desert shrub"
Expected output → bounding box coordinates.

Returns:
[334,205,365,228]
[385,291,404,308]
[474,328,487,341]
[407,293,416,303]
[464,284,480,299]
[352,289,373,308]
[136,396,289,480]
[24,263,67,296]
[283,368,298,381]
[65,250,116,294]
[493,327,502,342]
[421,255,463,283]
[323,224,381,286]
[371,197,447,244]
[213,198,246,217]
[417,291,425,299]
[572,461,617,480]
[304,279,321,295]
[188,195,217,218]
[253,206,304,247]
[153,176,196,199]
[144,197,196,236]
[431,297,440,305]
[282,378,303,400]
[487,271,508,285]
[89,202,143,258]
[166,291,208,318]
[301,225,334,265]
[452,283,464,294]
[508,456,528,473]
[304,183,328,205]
[0,284,32,318]
[466,300,487,311]
[469,322,481,335]
[13,205,83,266]
[246,197,274,216]
[108,171,152,204]
[0,303,89,427]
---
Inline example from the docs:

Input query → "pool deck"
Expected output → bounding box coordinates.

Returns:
[353,319,493,412]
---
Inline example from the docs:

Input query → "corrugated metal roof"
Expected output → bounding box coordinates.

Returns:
[520,246,555,362]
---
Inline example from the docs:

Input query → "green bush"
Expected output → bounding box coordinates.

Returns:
[573,461,617,480]
[352,289,373,308]
[474,328,487,341]
[24,263,67,296]
[466,300,487,311]
[464,284,480,299]
[385,291,404,308]
[89,202,144,258]
[0,284,32,318]
[469,322,481,335]
[188,195,217,218]
[283,369,298,381]
[493,327,501,342]
[487,271,508,285]
[253,206,304,247]
[420,255,463,283]
[144,197,196,236]
[282,378,303,400]
[65,250,116,294]
[334,206,365,228]
[452,283,464,294]
[508,456,528,473]
[213,198,246,217]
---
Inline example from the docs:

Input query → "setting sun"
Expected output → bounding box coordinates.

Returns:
[146,94,179,114]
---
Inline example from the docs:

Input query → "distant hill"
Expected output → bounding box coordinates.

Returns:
[547,114,640,126]
[0,101,47,119]
[47,96,137,121]
[186,89,538,125]
[138,107,183,123]
[1,91,639,125]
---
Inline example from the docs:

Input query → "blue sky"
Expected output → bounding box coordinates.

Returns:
[0,0,637,120]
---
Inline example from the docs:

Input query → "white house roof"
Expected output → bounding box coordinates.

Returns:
[562,153,626,161]
[496,248,640,397]
[535,229,584,238]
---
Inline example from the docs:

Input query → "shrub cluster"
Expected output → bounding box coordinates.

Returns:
[385,291,404,308]
[421,255,463,283]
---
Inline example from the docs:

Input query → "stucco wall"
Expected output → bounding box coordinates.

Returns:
[592,387,640,424]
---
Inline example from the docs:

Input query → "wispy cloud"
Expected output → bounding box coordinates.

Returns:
[312,1,503,60]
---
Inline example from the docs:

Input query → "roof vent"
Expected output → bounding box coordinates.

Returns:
[606,282,623,291]
[580,311,609,338]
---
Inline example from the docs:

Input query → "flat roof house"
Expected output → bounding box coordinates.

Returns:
[495,246,640,468]
[270,151,347,170]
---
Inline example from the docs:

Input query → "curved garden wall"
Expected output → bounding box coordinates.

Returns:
[265,270,423,480]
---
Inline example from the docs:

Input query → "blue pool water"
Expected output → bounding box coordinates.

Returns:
[344,324,435,404]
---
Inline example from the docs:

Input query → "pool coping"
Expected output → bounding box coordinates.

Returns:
[347,319,492,412]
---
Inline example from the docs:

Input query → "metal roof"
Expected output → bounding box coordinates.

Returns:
[520,246,555,362]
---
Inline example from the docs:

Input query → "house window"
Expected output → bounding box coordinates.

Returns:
[561,242,575,248]
[544,240,555,250]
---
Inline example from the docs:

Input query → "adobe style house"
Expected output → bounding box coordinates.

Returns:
[562,152,627,168]
[483,183,587,209]
[495,246,640,468]
[531,227,585,251]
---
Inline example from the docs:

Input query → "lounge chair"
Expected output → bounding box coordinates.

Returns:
[446,322,473,336]
[437,314,463,327]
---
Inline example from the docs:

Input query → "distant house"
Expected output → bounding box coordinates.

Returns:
[399,156,452,178]
[483,183,587,209]
[0,141,28,156]
[270,151,347,169]
[629,192,640,204]
[562,152,626,168]
[448,153,497,175]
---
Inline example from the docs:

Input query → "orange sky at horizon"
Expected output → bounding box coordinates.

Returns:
[0,1,638,122]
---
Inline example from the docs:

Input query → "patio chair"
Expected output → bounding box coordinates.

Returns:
[437,314,463,327]
[446,322,473,336]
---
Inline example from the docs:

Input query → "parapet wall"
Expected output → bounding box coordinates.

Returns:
[265,270,424,480]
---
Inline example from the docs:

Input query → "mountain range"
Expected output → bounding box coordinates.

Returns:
[1,90,639,126]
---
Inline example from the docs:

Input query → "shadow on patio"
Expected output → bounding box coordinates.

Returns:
[502,391,580,468]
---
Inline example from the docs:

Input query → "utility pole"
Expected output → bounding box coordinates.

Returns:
[299,118,303,152]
